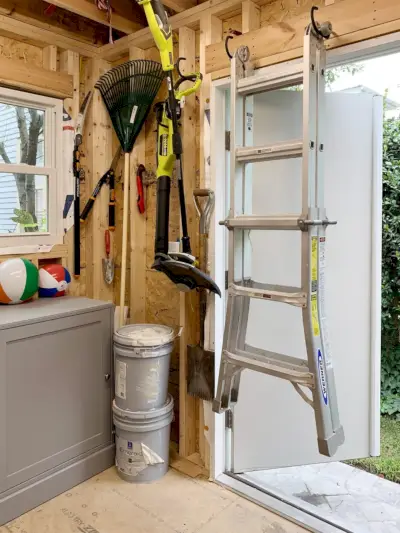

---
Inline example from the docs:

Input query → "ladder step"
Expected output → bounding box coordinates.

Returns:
[244,343,309,370]
[236,140,303,163]
[230,280,306,307]
[221,215,301,230]
[222,349,314,386]
[237,63,304,96]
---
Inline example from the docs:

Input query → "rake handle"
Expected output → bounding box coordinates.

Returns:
[119,152,130,329]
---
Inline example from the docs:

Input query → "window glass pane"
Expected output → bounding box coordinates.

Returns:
[0,173,48,234]
[0,103,45,167]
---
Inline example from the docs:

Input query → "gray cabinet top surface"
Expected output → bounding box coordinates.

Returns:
[0,297,113,330]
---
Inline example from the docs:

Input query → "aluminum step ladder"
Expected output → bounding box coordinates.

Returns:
[213,17,345,457]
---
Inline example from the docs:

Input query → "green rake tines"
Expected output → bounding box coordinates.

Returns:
[95,59,165,153]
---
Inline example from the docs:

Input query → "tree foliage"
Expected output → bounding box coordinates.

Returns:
[381,115,400,418]
[0,107,43,232]
[325,63,364,87]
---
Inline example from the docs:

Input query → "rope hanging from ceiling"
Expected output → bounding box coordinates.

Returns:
[95,0,113,43]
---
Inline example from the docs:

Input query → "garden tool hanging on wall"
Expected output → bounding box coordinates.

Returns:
[102,229,115,284]
[80,147,121,230]
[136,164,146,214]
[188,189,216,401]
[95,59,165,328]
[137,0,221,296]
[73,91,93,279]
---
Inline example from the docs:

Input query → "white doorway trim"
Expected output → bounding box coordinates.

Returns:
[209,28,395,532]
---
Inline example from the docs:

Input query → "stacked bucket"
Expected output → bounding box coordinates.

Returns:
[113,324,175,483]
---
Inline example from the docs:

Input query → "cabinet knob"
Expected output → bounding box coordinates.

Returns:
[105,373,111,381]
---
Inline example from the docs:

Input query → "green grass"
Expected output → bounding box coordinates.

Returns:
[347,417,400,483]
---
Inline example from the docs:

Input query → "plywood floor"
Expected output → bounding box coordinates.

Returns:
[0,467,308,533]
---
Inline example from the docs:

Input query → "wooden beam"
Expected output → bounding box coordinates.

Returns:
[60,51,80,120]
[163,0,196,14]
[198,11,222,473]
[179,26,197,459]
[0,0,14,15]
[85,58,114,302]
[99,0,242,61]
[0,13,99,56]
[242,0,260,32]
[200,14,222,188]
[60,50,80,296]
[129,45,146,324]
[43,45,57,71]
[0,53,72,98]
[0,0,112,47]
[206,0,400,74]
[46,0,144,34]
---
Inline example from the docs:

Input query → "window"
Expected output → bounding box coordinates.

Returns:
[0,87,63,247]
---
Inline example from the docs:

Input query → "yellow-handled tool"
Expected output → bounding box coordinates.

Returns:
[136,0,221,296]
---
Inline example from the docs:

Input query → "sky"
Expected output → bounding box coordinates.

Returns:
[329,51,400,109]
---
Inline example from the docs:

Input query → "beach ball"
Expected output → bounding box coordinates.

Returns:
[0,258,38,304]
[39,264,71,297]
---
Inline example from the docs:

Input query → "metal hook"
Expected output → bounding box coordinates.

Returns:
[310,6,323,37]
[176,57,187,78]
[310,6,332,39]
[225,35,233,59]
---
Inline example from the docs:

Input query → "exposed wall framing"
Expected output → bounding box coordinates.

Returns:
[0,0,399,475]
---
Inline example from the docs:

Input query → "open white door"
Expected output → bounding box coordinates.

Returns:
[230,90,382,473]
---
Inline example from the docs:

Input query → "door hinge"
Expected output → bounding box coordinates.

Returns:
[225,270,229,290]
[225,131,231,151]
[225,409,233,429]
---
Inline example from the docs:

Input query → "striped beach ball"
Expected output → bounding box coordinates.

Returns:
[39,264,71,298]
[0,258,39,304]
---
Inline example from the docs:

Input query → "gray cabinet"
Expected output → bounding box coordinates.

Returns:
[0,297,115,526]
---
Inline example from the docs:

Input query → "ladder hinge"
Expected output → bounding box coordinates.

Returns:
[225,410,233,429]
[225,271,229,290]
[225,131,231,151]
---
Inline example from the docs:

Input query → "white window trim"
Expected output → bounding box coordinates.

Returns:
[0,87,63,248]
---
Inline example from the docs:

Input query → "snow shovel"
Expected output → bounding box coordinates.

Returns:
[187,189,215,401]
[102,229,114,284]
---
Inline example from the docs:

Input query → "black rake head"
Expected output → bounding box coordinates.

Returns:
[95,59,165,153]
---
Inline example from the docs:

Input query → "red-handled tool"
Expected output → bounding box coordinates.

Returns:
[102,229,114,284]
[136,164,145,214]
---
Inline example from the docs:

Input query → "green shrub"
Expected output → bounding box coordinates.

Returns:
[381,116,400,417]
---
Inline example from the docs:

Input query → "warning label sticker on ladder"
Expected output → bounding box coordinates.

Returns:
[311,237,320,336]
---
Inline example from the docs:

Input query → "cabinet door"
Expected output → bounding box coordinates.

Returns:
[0,308,112,492]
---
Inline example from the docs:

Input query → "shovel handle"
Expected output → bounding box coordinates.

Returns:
[105,229,111,256]
[193,189,215,235]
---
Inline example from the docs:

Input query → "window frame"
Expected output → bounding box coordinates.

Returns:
[0,87,63,247]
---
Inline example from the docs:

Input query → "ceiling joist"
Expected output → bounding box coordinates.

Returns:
[0,12,100,55]
[162,0,196,13]
[45,0,144,34]
[99,0,242,61]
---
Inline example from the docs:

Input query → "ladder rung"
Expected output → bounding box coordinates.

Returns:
[222,215,301,230]
[244,343,309,370]
[236,140,303,163]
[223,349,314,386]
[230,280,306,307]
[237,63,304,96]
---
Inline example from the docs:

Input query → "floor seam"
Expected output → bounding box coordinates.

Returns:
[191,499,237,533]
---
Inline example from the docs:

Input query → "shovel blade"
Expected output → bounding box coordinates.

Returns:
[187,344,215,401]
[102,258,114,284]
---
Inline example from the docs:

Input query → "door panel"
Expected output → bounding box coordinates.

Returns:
[232,91,382,472]
[0,309,112,492]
